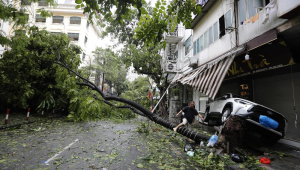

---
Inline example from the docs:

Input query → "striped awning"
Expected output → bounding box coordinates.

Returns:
[174,46,244,99]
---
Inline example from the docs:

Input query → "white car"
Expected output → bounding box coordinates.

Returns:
[203,93,288,144]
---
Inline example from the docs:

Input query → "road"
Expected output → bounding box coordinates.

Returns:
[1,113,300,170]
[0,115,197,170]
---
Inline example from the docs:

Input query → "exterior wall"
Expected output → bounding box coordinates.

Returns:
[238,0,287,45]
[3,0,101,69]
[193,0,236,66]
[177,29,193,73]
[277,0,300,18]
[0,20,10,56]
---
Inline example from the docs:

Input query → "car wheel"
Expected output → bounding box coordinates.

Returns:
[221,107,231,124]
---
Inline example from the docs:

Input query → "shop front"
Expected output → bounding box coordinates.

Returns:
[219,40,300,141]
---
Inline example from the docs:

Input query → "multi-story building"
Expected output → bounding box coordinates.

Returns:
[0,0,102,83]
[163,0,300,144]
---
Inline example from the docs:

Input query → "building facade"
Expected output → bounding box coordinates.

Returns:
[163,0,300,142]
[0,0,102,83]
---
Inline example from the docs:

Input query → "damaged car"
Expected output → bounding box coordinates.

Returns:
[203,93,288,144]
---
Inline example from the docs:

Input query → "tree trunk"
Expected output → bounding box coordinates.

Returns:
[49,60,210,143]
[159,88,167,117]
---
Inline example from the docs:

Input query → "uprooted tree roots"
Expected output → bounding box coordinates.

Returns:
[217,116,249,153]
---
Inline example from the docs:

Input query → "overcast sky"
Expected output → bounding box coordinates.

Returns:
[98,0,157,81]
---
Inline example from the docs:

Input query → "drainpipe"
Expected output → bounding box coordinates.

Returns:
[234,0,239,47]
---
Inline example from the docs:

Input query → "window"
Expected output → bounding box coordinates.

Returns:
[82,53,86,60]
[68,33,79,41]
[225,10,232,32]
[197,38,200,53]
[204,31,208,49]
[193,41,196,55]
[209,26,213,45]
[38,0,47,6]
[185,36,192,56]
[53,16,64,24]
[51,32,61,35]
[238,0,247,25]
[238,0,269,25]
[200,35,203,51]
[213,22,218,41]
[219,15,225,37]
[174,51,178,60]
[86,21,90,29]
[21,0,31,5]
[84,36,88,45]
[248,0,256,18]
[35,14,46,23]
[70,17,81,24]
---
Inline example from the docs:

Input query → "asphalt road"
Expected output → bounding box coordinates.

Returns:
[1,113,300,170]
[0,115,197,170]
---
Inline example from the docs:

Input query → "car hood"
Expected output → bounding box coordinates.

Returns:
[234,97,288,122]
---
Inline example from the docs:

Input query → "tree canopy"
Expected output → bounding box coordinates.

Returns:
[0,27,81,109]
[92,47,129,96]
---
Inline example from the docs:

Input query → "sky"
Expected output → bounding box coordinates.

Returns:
[98,0,157,82]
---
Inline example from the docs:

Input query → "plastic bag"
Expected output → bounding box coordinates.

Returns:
[184,142,194,152]
[259,115,279,129]
[187,151,194,157]
[260,157,271,164]
[200,141,204,147]
[231,154,245,163]
[207,135,218,147]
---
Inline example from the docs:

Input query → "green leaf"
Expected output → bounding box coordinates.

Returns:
[239,164,245,168]
[75,5,81,9]
[136,163,143,168]
[75,0,82,4]
[140,7,147,15]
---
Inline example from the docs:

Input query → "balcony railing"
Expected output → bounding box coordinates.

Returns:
[238,0,286,45]
[164,26,185,44]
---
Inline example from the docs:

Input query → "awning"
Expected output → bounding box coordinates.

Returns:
[174,46,245,99]
[247,29,277,51]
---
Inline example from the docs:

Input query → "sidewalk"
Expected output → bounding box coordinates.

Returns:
[189,122,300,170]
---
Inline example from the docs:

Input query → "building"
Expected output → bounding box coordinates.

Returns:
[0,0,102,83]
[163,0,300,143]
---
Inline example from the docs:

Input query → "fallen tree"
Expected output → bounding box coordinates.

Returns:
[53,55,210,142]
[45,32,210,143]
[1,27,210,142]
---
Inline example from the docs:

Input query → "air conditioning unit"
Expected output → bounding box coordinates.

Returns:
[165,61,177,73]
[189,56,198,67]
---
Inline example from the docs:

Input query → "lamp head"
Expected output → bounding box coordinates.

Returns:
[245,53,249,60]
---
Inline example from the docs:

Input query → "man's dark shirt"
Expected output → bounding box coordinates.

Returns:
[182,106,198,124]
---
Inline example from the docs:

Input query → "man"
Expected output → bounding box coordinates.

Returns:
[173,101,205,132]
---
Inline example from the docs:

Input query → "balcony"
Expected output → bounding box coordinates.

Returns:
[238,0,287,45]
[277,0,300,19]
[56,4,78,9]
[164,26,185,44]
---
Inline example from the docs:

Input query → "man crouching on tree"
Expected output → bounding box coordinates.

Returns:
[173,101,205,132]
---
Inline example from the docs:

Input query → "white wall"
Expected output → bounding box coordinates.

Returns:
[238,0,287,45]
[22,3,101,68]
[0,20,10,56]
[277,0,300,18]
[193,0,236,66]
